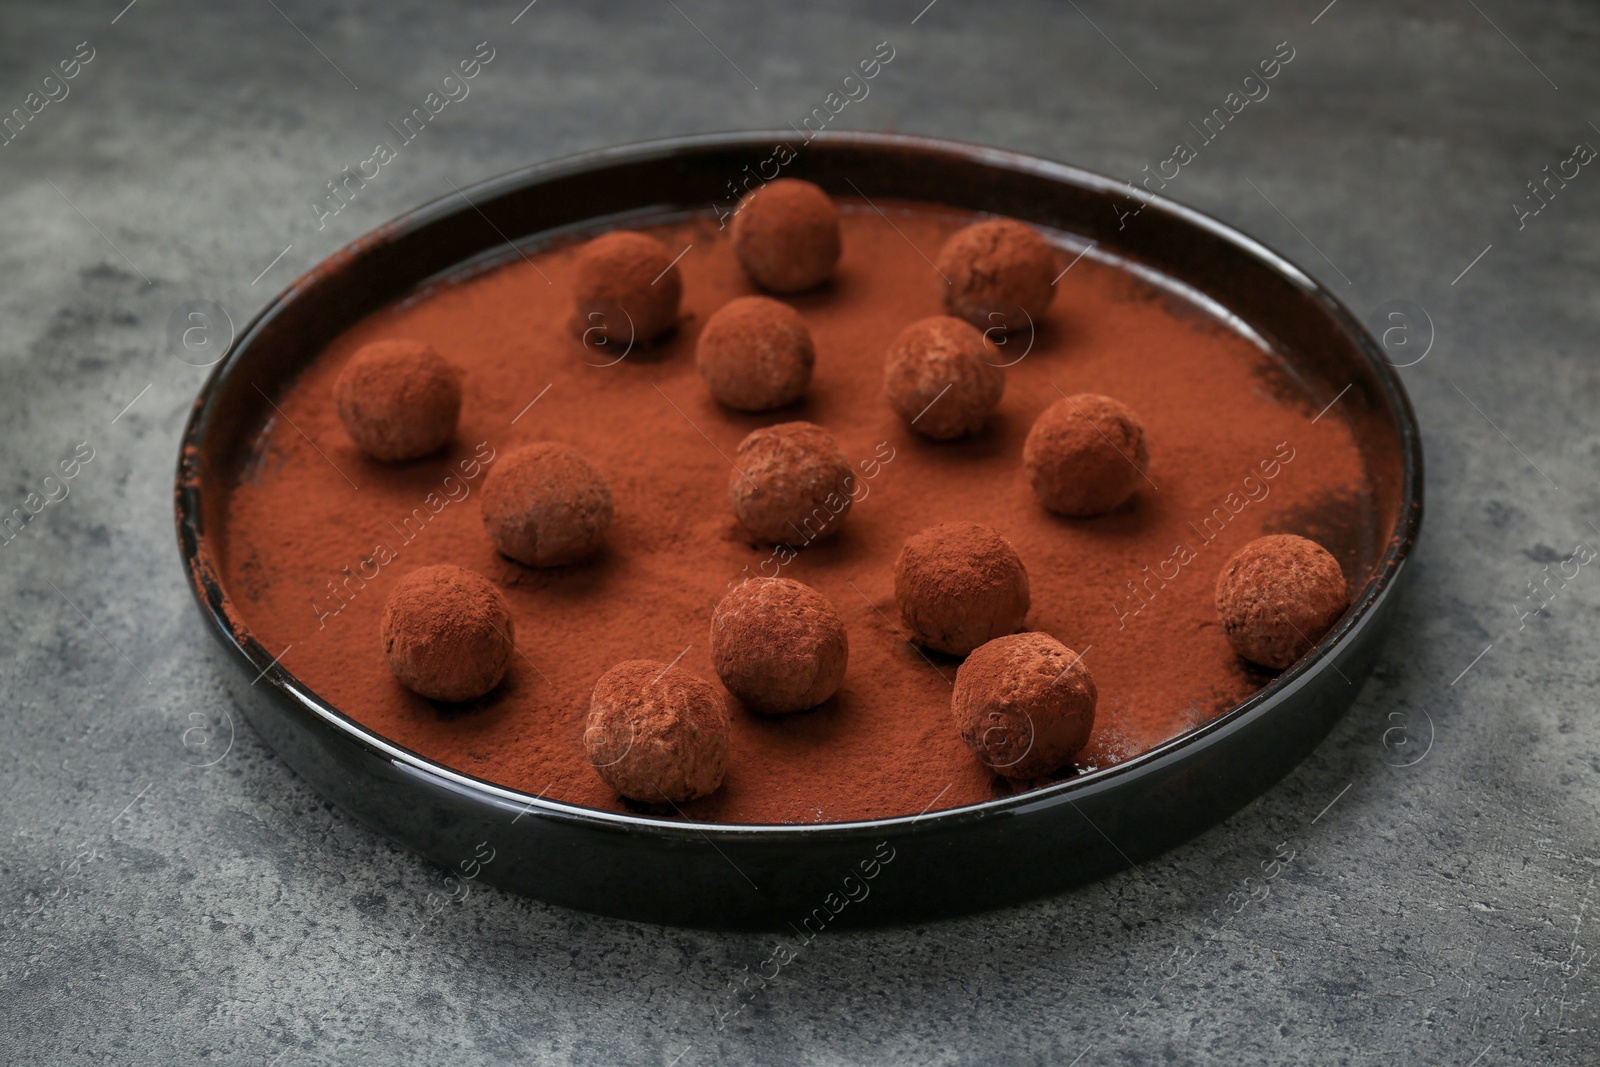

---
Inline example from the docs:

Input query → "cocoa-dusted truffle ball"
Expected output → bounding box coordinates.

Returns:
[1215,534,1349,670]
[584,659,731,802]
[710,578,848,714]
[1023,393,1149,517]
[729,421,854,545]
[571,230,683,344]
[730,178,841,293]
[894,521,1030,656]
[952,633,1096,779]
[695,296,815,412]
[380,564,515,702]
[333,339,462,461]
[883,316,1005,440]
[935,218,1057,332]
[480,442,613,567]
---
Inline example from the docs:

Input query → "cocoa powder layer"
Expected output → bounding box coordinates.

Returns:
[222,203,1375,825]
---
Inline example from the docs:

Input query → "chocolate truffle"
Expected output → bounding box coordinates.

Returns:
[894,521,1030,656]
[333,339,462,462]
[571,230,683,344]
[584,659,731,802]
[1023,393,1150,517]
[729,421,854,545]
[380,564,515,702]
[695,296,815,412]
[952,632,1097,778]
[1215,534,1349,669]
[480,442,613,567]
[711,578,848,714]
[935,218,1057,333]
[883,316,1005,440]
[730,178,842,293]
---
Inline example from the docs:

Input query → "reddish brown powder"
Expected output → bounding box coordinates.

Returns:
[221,202,1373,825]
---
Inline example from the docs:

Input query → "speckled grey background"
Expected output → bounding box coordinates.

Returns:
[2,0,1596,1063]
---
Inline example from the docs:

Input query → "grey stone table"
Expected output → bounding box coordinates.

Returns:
[2,1,1595,1063]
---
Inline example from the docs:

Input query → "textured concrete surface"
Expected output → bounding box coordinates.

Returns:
[2,1,1598,1063]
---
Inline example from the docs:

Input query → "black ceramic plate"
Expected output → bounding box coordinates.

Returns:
[175,132,1422,930]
